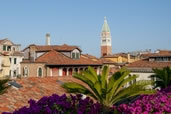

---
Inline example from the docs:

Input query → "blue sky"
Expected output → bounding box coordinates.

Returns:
[0,0,171,57]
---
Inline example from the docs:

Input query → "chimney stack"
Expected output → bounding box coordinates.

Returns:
[46,33,51,45]
[127,53,130,63]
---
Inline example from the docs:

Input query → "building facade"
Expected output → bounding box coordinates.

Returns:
[21,34,102,77]
[127,50,171,82]
[0,38,23,78]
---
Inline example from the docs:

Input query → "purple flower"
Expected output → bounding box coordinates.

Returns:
[3,94,101,114]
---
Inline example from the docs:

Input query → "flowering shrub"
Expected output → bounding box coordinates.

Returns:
[3,87,171,113]
[118,86,171,114]
[3,94,101,114]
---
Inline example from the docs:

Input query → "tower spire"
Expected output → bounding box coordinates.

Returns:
[102,16,110,32]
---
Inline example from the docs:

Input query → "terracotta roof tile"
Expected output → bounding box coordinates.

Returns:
[23,44,82,52]
[0,76,85,113]
[35,50,102,65]
[82,54,97,59]
[0,39,7,44]
[11,51,24,56]
[103,53,128,58]
[127,59,171,69]
[99,58,116,64]
[141,50,171,58]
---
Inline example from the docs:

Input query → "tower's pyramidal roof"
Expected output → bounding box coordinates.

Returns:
[101,16,110,32]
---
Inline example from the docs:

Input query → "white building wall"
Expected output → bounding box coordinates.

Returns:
[97,67,100,75]
[130,72,154,81]
[72,49,80,53]
[61,52,71,57]
[36,52,45,58]
[10,56,24,78]
[59,68,63,76]
[101,37,112,46]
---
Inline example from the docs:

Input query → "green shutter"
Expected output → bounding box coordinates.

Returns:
[72,53,75,59]
[38,68,42,76]
[14,58,17,64]
[3,45,6,51]
[76,53,79,59]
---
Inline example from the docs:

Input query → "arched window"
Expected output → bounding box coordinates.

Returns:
[85,68,88,71]
[79,68,83,73]
[23,67,29,77]
[62,68,67,76]
[74,68,78,73]
[37,67,43,77]
[68,68,72,76]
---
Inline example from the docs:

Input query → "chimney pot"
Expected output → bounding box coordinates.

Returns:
[46,33,51,45]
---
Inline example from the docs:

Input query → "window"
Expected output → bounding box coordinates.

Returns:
[103,53,107,56]
[3,45,6,51]
[129,75,133,85]
[76,53,80,59]
[23,67,29,76]
[129,81,133,85]
[156,57,169,62]
[14,58,17,64]
[133,79,136,84]
[72,52,80,59]
[9,70,11,76]
[38,67,43,77]
[9,58,11,63]
[13,70,16,77]
[102,40,106,43]
[74,68,78,73]
[7,46,11,51]
[163,57,168,61]
[72,53,75,59]
[13,47,15,51]
[169,58,171,61]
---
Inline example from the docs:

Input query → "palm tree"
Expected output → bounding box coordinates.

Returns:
[0,78,10,95]
[62,66,155,107]
[150,66,171,89]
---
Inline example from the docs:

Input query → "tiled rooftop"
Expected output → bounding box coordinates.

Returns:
[23,44,81,52]
[102,52,127,58]
[99,58,116,64]
[22,50,102,65]
[0,76,85,113]
[127,59,171,69]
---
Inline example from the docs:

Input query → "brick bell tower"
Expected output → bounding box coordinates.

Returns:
[101,17,112,57]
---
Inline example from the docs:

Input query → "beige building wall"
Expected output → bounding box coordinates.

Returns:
[105,56,128,63]
[21,63,47,77]
[0,56,10,77]
[107,58,118,62]
[122,57,128,63]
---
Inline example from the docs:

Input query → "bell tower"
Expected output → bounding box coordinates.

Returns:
[101,17,112,56]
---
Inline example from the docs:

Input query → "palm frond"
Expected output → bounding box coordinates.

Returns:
[62,82,98,100]
[0,78,10,95]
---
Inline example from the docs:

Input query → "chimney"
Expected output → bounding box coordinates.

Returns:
[29,45,36,62]
[46,33,51,45]
[127,53,130,63]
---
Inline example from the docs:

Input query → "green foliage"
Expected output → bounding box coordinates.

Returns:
[150,66,171,89]
[62,66,155,107]
[0,78,10,95]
